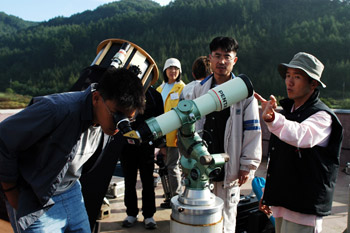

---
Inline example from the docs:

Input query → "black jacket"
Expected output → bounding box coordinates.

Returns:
[262,89,343,216]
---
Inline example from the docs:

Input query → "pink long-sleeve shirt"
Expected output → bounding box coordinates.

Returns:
[266,109,332,231]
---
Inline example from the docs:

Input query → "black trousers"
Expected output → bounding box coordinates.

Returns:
[120,144,156,218]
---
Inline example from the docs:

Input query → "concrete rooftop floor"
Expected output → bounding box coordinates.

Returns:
[97,159,349,233]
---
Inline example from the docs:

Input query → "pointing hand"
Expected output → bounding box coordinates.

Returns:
[254,92,277,122]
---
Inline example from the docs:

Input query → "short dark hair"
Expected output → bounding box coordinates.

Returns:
[162,70,182,83]
[97,67,145,113]
[192,56,212,80]
[209,36,239,53]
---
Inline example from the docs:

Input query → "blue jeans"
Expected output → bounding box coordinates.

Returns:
[7,181,91,233]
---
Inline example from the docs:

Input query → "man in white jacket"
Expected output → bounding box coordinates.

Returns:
[191,36,262,233]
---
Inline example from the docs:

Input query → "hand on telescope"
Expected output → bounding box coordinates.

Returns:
[254,92,277,123]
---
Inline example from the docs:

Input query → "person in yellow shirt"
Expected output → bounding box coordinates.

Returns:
[156,58,185,208]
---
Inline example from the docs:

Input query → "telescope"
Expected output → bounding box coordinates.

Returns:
[70,38,160,135]
[124,74,254,232]
[124,74,253,145]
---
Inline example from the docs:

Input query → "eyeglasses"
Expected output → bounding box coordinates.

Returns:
[101,98,136,124]
[211,53,235,62]
[102,98,115,118]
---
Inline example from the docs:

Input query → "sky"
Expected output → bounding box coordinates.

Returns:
[0,0,172,22]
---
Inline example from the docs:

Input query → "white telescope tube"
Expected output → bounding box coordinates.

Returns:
[155,110,182,136]
[193,76,251,116]
[154,75,253,136]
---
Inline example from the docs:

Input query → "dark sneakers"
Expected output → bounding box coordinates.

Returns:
[160,199,171,209]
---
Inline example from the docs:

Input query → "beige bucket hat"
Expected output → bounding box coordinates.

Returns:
[278,52,326,88]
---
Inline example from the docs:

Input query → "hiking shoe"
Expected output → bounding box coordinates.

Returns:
[122,215,137,228]
[144,217,157,229]
[160,200,171,209]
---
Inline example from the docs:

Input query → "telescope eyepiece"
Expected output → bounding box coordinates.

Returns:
[113,112,133,134]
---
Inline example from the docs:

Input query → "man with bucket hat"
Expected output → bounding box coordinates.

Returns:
[255,52,343,232]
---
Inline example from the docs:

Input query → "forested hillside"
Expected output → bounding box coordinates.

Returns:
[0,12,38,36]
[0,0,349,101]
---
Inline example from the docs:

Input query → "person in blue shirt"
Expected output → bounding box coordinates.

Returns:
[0,67,145,233]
